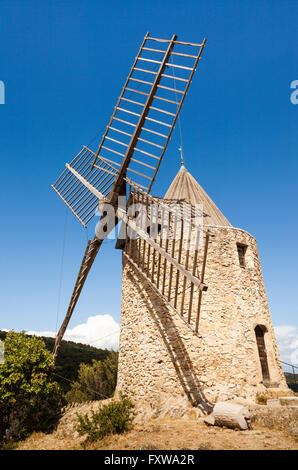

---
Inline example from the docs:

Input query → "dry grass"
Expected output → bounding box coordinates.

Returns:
[16,416,298,451]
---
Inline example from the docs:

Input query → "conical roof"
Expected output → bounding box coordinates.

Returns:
[164,165,231,227]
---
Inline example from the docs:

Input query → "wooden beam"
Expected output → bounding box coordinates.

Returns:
[117,207,207,291]
[65,164,107,202]
[108,34,178,205]
[195,230,210,332]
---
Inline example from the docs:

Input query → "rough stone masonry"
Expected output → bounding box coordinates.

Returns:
[117,167,289,414]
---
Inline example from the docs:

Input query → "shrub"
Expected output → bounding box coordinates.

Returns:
[76,394,135,443]
[66,351,118,403]
[0,331,63,445]
[256,393,268,405]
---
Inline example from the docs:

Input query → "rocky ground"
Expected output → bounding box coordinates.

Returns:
[16,399,298,451]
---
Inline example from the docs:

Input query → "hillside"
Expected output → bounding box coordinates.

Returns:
[0,330,295,394]
[0,331,117,393]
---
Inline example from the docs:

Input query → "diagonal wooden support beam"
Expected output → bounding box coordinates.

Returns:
[65,164,107,202]
[52,238,102,361]
[108,34,178,205]
[117,207,207,292]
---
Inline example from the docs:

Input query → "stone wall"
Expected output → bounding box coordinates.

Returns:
[117,225,288,412]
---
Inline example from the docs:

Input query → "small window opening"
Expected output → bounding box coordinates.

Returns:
[237,243,247,267]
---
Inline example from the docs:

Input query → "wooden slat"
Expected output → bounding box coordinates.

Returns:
[137,137,163,149]
[195,230,210,332]
[172,51,197,58]
[134,67,158,76]
[52,184,87,227]
[168,213,178,301]
[148,38,206,192]
[165,62,193,71]
[99,155,153,181]
[59,154,97,198]
[68,169,110,208]
[141,126,168,138]
[105,136,129,147]
[146,37,171,43]
[102,145,126,157]
[174,219,184,309]
[129,77,154,86]
[142,47,166,53]
[138,57,162,66]
[161,73,188,83]
[187,230,201,324]
[52,147,87,188]
[55,149,91,192]
[133,147,160,160]
[116,107,141,117]
[125,87,149,97]
[150,105,176,117]
[130,157,155,170]
[157,84,184,94]
[91,33,149,168]
[108,34,178,203]
[93,164,118,177]
[145,116,172,127]
[65,164,107,201]
[113,117,136,127]
[174,40,203,46]
[117,207,207,291]
[109,126,133,137]
[180,222,192,316]
[156,206,165,289]
[121,97,145,107]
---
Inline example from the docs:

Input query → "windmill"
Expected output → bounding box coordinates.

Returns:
[51,33,208,361]
[51,32,289,408]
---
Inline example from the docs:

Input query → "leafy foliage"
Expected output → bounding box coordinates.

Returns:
[0,331,63,444]
[76,393,135,443]
[44,337,112,392]
[66,351,118,403]
[284,372,298,393]
[0,331,117,395]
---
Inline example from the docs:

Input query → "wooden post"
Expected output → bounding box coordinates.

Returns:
[195,230,210,332]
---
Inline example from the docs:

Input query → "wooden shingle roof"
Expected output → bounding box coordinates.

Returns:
[164,165,231,227]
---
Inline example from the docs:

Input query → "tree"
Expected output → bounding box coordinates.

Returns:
[0,331,62,443]
[66,350,118,403]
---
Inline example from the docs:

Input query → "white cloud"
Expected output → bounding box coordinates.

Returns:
[274,325,298,366]
[27,314,120,350]
[6,318,298,369]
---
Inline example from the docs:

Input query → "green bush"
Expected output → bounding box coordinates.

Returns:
[66,351,118,403]
[0,331,63,445]
[255,393,268,405]
[76,394,135,443]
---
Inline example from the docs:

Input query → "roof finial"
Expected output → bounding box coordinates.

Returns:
[179,146,185,169]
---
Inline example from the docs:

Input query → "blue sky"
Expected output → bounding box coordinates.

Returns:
[0,1,297,358]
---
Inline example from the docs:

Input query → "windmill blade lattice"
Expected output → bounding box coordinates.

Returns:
[52,33,206,227]
[92,33,206,196]
[52,147,119,227]
[118,184,210,335]
[51,32,207,360]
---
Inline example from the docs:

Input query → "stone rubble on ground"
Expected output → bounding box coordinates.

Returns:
[203,402,250,430]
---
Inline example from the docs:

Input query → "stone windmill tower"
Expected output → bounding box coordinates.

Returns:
[117,164,288,412]
[51,33,288,412]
